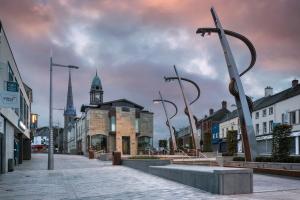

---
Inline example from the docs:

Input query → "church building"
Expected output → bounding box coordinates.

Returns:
[72,72,153,156]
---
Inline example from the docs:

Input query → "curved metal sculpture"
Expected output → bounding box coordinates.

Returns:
[196,7,257,161]
[153,91,178,152]
[164,76,200,122]
[164,66,201,151]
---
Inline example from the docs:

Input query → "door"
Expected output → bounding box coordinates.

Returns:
[122,136,130,155]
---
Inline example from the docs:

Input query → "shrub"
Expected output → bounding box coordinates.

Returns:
[272,124,293,162]
[203,132,212,152]
[255,156,300,163]
[227,130,238,156]
[222,152,233,156]
[255,156,273,162]
[129,156,159,160]
[233,157,245,161]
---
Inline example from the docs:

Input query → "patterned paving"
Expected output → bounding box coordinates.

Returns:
[0,154,299,200]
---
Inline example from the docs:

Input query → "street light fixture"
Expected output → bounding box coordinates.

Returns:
[153,91,178,153]
[48,57,79,170]
[164,65,201,152]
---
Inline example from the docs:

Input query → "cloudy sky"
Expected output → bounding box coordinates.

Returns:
[0,0,299,142]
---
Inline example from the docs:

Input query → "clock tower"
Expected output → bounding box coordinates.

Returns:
[90,71,103,105]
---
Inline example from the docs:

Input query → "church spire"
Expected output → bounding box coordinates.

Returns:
[64,70,76,116]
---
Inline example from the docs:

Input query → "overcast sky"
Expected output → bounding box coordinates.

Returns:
[0,0,299,142]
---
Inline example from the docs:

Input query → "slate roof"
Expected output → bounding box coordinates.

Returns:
[253,84,300,111]
[81,98,146,112]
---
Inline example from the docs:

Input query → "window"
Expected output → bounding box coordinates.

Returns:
[269,107,273,115]
[135,118,140,133]
[8,62,14,81]
[222,128,224,138]
[255,112,259,119]
[256,124,259,135]
[263,109,267,117]
[110,116,116,132]
[282,113,285,124]
[122,107,130,112]
[269,120,273,133]
[263,122,267,134]
[290,111,296,125]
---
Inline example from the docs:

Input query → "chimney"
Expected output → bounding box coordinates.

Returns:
[221,101,227,109]
[265,86,273,97]
[292,79,299,88]
[209,108,214,116]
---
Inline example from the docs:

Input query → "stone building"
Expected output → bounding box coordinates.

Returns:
[70,72,154,156]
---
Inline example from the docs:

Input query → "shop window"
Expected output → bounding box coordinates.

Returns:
[91,134,107,152]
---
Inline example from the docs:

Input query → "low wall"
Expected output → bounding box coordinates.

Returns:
[122,159,171,173]
[149,165,253,195]
[225,161,300,170]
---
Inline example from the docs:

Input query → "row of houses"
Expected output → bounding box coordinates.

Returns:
[0,21,34,174]
[177,79,300,156]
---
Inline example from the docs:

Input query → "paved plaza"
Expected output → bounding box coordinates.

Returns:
[0,154,300,200]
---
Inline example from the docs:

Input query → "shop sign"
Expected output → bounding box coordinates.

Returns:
[7,81,19,92]
[0,91,19,109]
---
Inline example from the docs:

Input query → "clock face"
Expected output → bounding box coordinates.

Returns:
[95,94,100,100]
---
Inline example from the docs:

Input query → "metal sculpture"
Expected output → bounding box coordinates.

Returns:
[153,91,178,153]
[164,65,201,151]
[196,7,257,161]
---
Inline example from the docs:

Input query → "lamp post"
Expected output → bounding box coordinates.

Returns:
[153,91,178,153]
[49,57,79,170]
[164,65,201,151]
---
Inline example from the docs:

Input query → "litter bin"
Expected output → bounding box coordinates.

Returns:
[88,149,94,159]
[112,151,121,165]
[8,158,14,172]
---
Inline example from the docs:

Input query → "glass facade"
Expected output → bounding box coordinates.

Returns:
[91,134,107,152]
[138,136,152,151]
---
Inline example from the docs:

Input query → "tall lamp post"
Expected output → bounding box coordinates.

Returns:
[164,65,201,151]
[153,91,178,153]
[49,57,79,170]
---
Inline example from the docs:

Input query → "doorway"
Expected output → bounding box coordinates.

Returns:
[122,136,130,155]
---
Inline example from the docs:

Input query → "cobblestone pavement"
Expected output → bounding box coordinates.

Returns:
[0,154,300,200]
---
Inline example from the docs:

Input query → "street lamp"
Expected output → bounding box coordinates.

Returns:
[48,57,79,170]
[153,91,178,153]
[164,65,201,152]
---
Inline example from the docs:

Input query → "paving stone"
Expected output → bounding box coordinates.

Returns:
[0,153,299,200]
